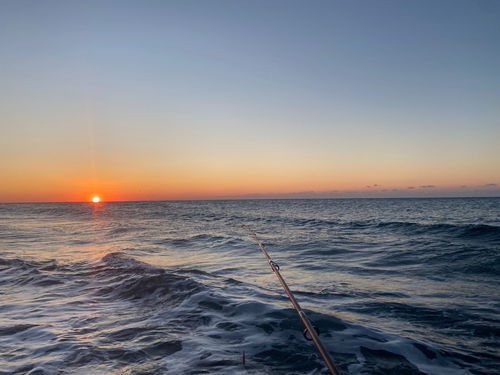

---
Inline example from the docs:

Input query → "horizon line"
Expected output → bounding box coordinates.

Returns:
[2,195,500,204]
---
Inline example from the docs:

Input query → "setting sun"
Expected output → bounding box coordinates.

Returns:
[93,197,100,203]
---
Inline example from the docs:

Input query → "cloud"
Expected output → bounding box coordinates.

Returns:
[461,186,467,188]
[392,189,400,192]
[366,186,371,188]
[381,189,388,192]
[485,183,497,187]
[373,184,380,187]
[407,187,415,189]
[419,185,436,188]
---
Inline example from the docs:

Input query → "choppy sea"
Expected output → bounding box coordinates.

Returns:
[0,198,499,375]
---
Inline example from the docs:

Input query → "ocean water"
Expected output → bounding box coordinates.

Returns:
[0,198,499,375]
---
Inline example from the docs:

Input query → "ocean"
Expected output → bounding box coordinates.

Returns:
[0,198,499,375]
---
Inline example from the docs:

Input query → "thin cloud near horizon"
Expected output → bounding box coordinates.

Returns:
[204,186,500,200]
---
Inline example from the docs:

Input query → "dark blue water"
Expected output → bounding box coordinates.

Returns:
[0,198,499,374]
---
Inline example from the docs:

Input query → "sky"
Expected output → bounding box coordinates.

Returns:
[1,0,499,202]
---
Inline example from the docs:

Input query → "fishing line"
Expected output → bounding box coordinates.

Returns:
[242,225,344,375]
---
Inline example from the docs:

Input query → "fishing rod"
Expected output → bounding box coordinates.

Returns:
[242,225,344,375]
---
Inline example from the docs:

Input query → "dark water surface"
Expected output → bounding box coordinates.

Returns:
[1,198,499,374]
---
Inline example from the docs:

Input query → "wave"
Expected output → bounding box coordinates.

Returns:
[81,253,202,307]
[254,215,500,247]
[0,253,202,307]
[0,258,68,288]
[1,251,497,374]
[376,221,500,241]
[155,234,244,249]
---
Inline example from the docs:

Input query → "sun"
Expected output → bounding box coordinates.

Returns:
[93,197,100,203]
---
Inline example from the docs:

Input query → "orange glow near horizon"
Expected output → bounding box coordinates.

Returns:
[0,159,499,203]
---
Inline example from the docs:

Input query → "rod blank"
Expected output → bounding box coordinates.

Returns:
[242,225,344,375]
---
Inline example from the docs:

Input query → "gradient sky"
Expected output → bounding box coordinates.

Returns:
[1,0,499,202]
